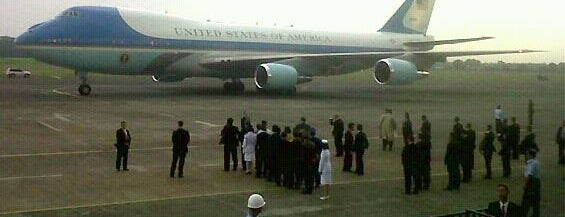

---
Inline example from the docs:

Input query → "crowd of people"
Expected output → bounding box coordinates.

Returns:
[112,100,564,216]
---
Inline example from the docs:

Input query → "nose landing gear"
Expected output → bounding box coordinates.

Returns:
[77,71,91,96]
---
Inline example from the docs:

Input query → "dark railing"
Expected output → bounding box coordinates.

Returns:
[430,209,493,217]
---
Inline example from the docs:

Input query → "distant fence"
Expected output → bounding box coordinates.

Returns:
[430,209,493,217]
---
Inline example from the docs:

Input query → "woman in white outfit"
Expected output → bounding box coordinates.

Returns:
[243,128,257,174]
[319,140,332,200]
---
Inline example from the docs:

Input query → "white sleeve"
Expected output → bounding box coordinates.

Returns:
[242,136,247,149]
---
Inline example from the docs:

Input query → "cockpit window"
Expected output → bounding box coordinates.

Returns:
[58,10,79,17]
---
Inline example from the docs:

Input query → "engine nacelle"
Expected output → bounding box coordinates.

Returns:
[374,58,423,85]
[254,63,299,91]
[151,75,184,82]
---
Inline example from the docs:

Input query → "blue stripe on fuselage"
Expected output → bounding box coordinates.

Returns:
[16,6,399,54]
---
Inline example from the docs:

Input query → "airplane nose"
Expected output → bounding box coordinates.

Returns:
[15,22,45,45]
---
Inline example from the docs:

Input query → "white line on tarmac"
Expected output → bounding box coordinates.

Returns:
[157,113,176,118]
[194,121,222,128]
[0,146,200,158]
[0,167,505,215]
[52,88,78,97]
[199,163,223,167]
[37,121,62,132]
[0,174,63,182]
[50,76,61,80]
[53,113,71,123]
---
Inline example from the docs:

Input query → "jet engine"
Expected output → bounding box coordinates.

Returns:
[374,58,428,85]
[254,63,311,92]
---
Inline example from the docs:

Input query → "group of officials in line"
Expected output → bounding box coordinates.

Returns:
[113,100,562,216]
[220,115,369,199]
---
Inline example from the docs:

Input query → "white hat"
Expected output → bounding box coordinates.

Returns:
[247,194,266,209]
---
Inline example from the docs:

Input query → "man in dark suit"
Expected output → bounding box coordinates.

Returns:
[329,114,345,157]
[420,115,432,143]
[221,118,240,171]
[444,133,460,191]
[508,117,521,160]
[461,123,476,183]
[498,119,512,178]
[480,125,497,179]
[556,120,565,165]
[115,121,131,171]
[486,184,523,217]
[354,124,369,176]
[342,123,355,172]
[416,133,432,190]
[170,121,190,178]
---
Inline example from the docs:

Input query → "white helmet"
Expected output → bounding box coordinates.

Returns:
[247,194,266,209]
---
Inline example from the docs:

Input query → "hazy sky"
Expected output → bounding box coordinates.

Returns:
[1,0,564,63]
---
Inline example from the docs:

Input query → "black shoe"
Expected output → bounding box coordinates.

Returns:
[170,174,174,178]
[301,190,312,195]
[123,169,129,171]
[116,169,121,171]
[178,175,184,178]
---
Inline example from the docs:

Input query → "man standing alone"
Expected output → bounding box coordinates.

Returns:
[171,121,190,178]
[329,114,345,157]
[115,121,131,171]
[379,109,396,151]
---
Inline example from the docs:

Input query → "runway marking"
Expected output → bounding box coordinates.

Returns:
[0,146,200,158]
[0,174,63,182]
[157,113,176,118]
[52,88,78,97]
[199,163,223,167]
[53,113,71,123]
[37,121,62,132]
[0,167,505,215]
[194,121,222,128]
[50,76,61,80]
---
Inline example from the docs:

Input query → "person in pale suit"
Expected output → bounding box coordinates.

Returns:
[380,108,397,151]
[318,140,332,200]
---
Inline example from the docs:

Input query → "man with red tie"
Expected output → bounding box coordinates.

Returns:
[115,121,131,171]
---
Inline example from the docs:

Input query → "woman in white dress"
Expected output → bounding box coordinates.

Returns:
[243,128,257,174]
[319,140,332,200]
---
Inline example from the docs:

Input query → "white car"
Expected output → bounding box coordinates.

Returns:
[6,68,31,78]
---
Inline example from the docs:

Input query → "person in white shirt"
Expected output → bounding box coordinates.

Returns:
[495,105,504,133]
[318,140,332,200]
[243,127,257,174]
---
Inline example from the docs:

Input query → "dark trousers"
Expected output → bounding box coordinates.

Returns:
[421,164,431,189]
[170,150,187,177]
[382,140,393,151]
[501,154,512,177]
[115,145,129,170]
[403,166,421,194]
[303,164,315,193]
[343,150,353,171]
[283,163,295,188]
[334,135,344,156]
[447,163,460,189]
[559,143,565,164]
[295,160,304,189]
[495,119,502,133]
[355,151,365,175]
[224,145,238,171]
[462,157,473,182]
[266,157,279,182]
[484,154,493,178]
[522,179,541,217]
[255,153,266,177]
[509,139,520,159]
[314,162,320,187]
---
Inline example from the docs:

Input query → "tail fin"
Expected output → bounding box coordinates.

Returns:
[379,0,436,35]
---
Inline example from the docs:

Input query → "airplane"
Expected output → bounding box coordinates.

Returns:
[14,0,537,96]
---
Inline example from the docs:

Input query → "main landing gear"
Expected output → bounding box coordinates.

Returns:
[223,79,245,94]
[77,71,91,96]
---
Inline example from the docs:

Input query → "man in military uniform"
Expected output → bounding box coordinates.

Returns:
[329,114,345,157]
[444,133,461,191]
[479,125,496,179]
[221,118,240,171]
[461,123,476,183]
[508,117,521,160]
[170,121,190,178]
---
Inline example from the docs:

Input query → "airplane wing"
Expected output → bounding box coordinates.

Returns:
[403,37,495,49]
[199,49,541,72]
